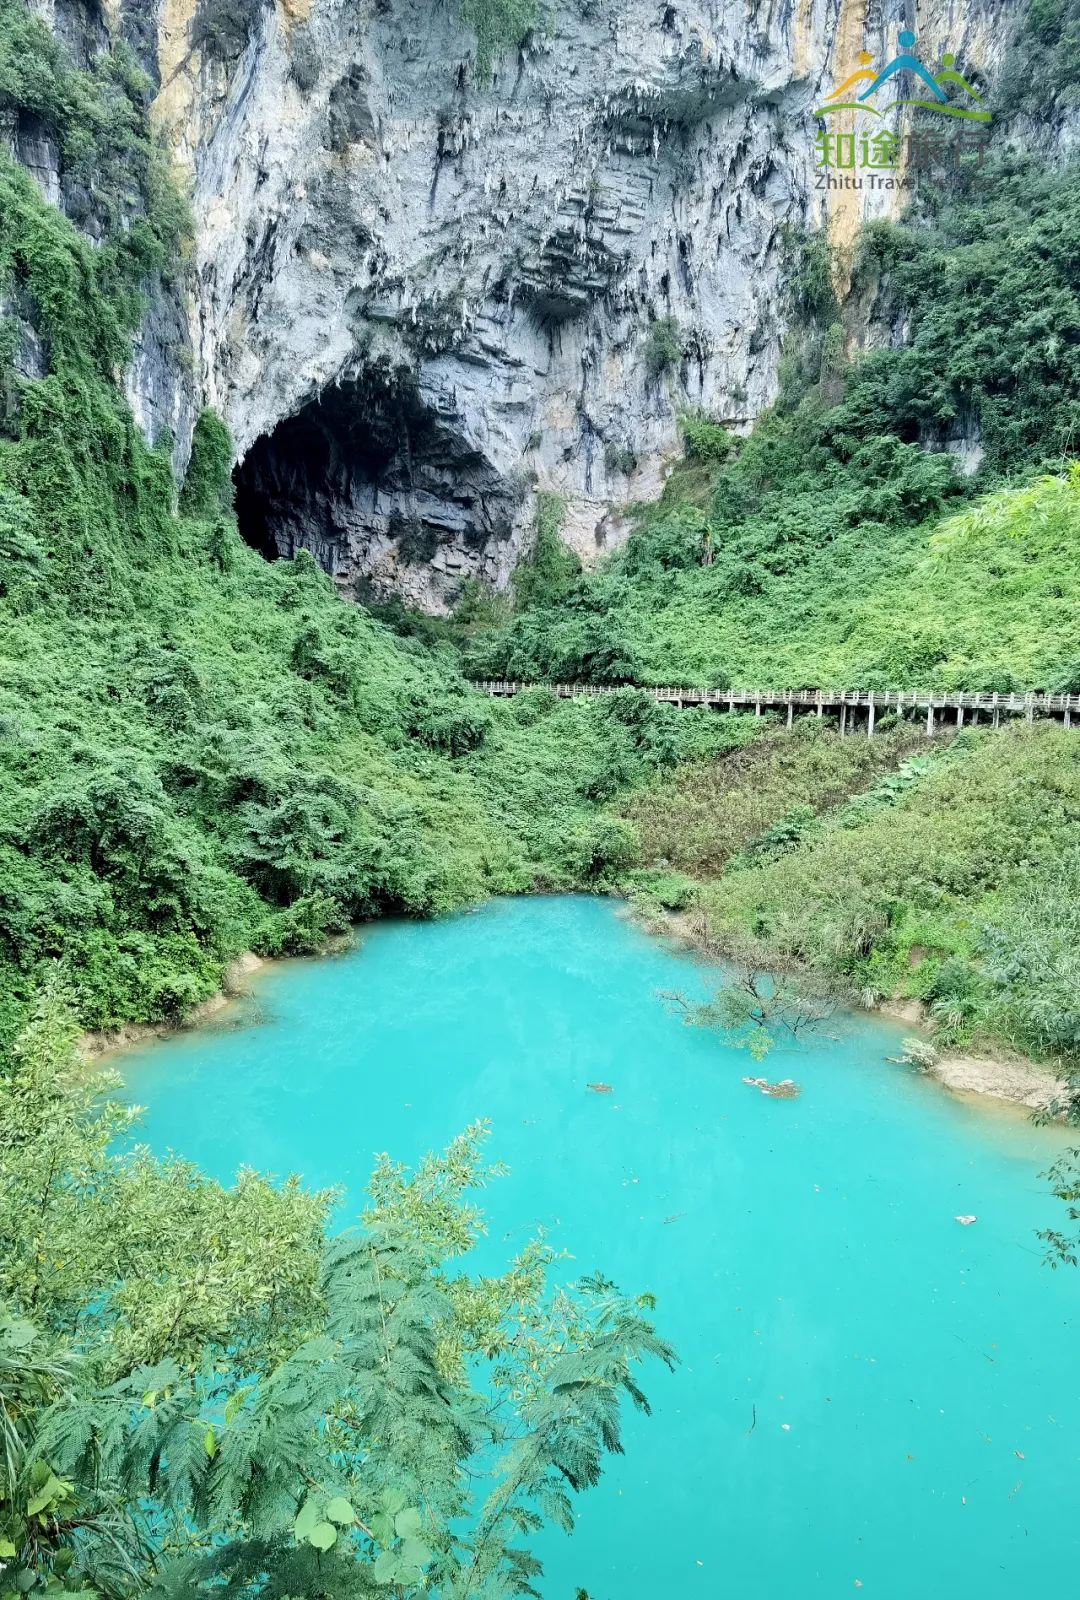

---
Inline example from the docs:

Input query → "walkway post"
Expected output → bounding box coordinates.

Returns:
[475,683,1068,736]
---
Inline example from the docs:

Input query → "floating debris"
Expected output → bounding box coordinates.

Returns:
[955,1214,978,1226]
[663,1212,686,1225]
[742,1076,800,1099]
[587,1082,613,1094]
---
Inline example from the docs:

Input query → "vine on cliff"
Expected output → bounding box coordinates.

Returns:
[460,0,543,80]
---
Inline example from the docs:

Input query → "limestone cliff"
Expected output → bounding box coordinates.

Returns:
[18,0,1042,607]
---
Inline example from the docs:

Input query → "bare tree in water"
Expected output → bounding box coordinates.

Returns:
[662,954,839,1062]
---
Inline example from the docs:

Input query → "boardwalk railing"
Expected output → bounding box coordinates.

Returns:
[471,681,1080,736]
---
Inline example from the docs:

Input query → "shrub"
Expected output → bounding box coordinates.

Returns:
[605,441,638,476]
[621,509,708,575]
[180,408,235,517]
[644,316,684,379]
[402,689,491,755]
[512,492,579,611]
[459,0,539,79]
[680,413,734,462]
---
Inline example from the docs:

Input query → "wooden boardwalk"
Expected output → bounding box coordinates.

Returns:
[472,681,1080,736]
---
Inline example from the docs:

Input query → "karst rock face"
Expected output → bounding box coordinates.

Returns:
[26,0,1024,607]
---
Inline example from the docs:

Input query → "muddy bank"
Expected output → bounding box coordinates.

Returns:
[927,1052,1067,1111]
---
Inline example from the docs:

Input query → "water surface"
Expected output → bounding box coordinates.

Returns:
[120,896,1080,1597]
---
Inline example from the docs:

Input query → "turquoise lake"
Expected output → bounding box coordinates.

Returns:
[119,894,1080,1597]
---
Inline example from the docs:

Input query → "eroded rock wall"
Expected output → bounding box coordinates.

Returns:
[18,0,1032,608]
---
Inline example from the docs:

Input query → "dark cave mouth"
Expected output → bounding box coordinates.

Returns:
[232,374,441,570]
[232,374,515,585]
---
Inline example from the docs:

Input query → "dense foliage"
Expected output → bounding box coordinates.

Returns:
[459,0,542,80]
[624,719,929,879]
[0,4,756,1053]
[0,1002,673,1599]
[468,159,1080,691]
[693,720,1080,1040]
[626,698,1080,1100]
[995,0,1080,119]
[845,159,1080,474]
[6,0,1080,1080]
[604,477,1080,1093]
[8,5,1080,1599]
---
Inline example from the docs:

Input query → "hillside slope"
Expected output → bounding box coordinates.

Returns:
[469,160,1080,693]
[0,14,748,1049]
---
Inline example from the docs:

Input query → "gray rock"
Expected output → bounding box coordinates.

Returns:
[15,0,1070,608]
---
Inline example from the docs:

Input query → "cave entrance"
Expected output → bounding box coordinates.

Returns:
[232,371,437,572]
[231,369,517,607]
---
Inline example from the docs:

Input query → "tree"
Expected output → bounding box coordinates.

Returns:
[2,1005,675,1598]
[664,952,837,1061]
[0,984,335,1378]
[1037,1148,1080,1266]
[0,1307,148,1598]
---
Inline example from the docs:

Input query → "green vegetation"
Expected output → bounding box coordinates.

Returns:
[451,154,1080,1093]
[459,0,542,80]
[624,719,928,878]
[845,160,1080,474]
[1,987,332,1381]
[587,439,1080,1093]
[679,414,735,464]
[9,0,1080,1099]
[0,6,752,1052]
[0,469,745,1048]
[625,709,1080,1105]
[509,492,579,614]
[470,159,1080,692]
[0,1000,673,1598]
[644,316,684,380]
[467,421,967,686]
[690,722,1080,1057]
[996,0,1080,118]
[604,442,638,478]
[9,2,1080,1595]
[0,0,186,265]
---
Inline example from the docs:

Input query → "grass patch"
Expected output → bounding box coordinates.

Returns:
[693,722,1080,1088]
[623,718,931,876]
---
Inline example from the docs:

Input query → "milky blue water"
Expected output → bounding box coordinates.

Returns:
[118,895,1080,1598]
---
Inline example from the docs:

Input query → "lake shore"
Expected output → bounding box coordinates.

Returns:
[82,892,1071,1117]
[78,952,266,1059]
[650,905,1068,1114]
